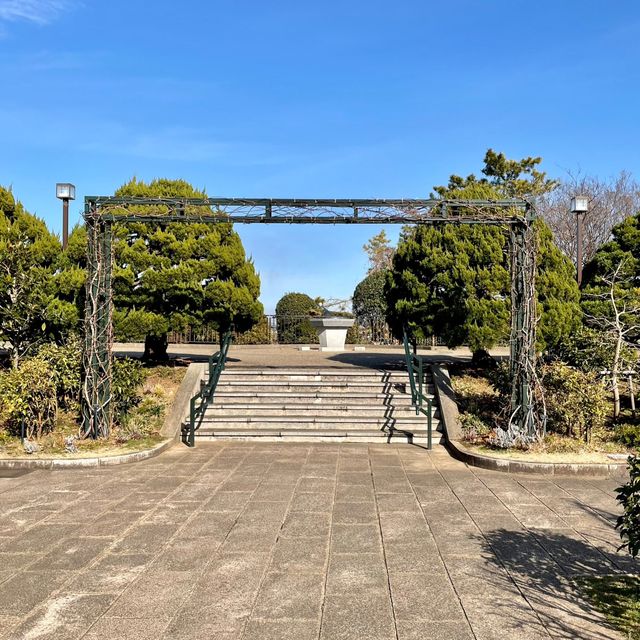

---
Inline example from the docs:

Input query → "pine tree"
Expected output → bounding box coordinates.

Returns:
[385,152,580,353]
[0,187,77,366]
[111,178,263,359]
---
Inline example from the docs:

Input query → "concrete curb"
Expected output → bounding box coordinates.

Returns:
[431,364,630,479]
[0,438,174,470]
[0,362,206,471]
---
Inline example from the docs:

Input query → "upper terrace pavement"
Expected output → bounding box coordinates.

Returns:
[114,344,511,369]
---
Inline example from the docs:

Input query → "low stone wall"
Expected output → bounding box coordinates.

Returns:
[431,364,629,479]
[160,362,206,440]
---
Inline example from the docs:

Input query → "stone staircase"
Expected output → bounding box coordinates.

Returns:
[193,367,441,444]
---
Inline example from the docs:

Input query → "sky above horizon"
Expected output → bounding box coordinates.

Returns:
[1,0,639,312]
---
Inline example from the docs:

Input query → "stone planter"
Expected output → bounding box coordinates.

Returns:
[310,317,355,352]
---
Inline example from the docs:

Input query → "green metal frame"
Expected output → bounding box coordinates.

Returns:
[81,196,538,443]
[403,332,433,450]
[186,333,233,447]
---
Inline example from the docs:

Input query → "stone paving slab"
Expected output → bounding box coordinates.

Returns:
[0,442,634,639]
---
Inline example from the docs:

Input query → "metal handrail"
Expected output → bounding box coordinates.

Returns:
[403,330,433,450]
[186,332,233,447]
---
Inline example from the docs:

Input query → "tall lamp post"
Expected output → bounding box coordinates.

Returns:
[56,183,76,250]
[570,195,589,287]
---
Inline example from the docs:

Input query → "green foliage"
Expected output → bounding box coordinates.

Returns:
[353,270,388,319]
[111,358,145,422]
[386,221,511,352]
[542,362,608,442]
[552,325,636,373]
[113,309,169,342]
[616,424,640,449]
[582,216,640,347]
[68,177,265,359]
[233,315,273,345]
[0,357,58,438]
[583,214,640,287]
[386,153,580,353]
[36,337,82,408]
[616,455,640,558]
[0,186,71,366]
[535,222,583,350]
[275,292,322,344]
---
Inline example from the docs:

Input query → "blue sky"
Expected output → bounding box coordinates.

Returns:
[1,1,639,312]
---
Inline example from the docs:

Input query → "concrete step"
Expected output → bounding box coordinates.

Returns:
[213,392,420,404]
[204,404,439,418]
[222,367,410,374]
[193,365,441,445]
[197,416,441,429]
[215,382,435,394]
[220,370,418,382]
[194,428,444,444]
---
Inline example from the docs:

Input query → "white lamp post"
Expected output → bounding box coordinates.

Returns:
[570,195,588,286]
[56,183,76,250]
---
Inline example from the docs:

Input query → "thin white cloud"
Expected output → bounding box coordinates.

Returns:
[0,105,295,166]
[0,0,74,26]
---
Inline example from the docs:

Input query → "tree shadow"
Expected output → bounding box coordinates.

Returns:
[478,527,636,639]
[327,351,483,370]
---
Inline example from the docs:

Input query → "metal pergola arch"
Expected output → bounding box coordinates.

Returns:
[81,196,539,443]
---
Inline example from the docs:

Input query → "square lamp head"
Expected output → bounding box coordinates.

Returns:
[56,183,76,200]
[570,195,588,214]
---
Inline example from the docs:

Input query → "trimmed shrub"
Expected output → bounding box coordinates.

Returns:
[112,358,145,422]
[275,292,321,344]
[616,424,640,449]
[36,336,82,408]
[542,362,608,443]
[353,270,387,319]
[0,357,58,438]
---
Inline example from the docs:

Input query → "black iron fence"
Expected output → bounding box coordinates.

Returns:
[169,315,450,346]
[167,314,445,346]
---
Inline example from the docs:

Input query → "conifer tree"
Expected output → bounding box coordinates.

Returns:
[111,178,263,359]
[0,187,77,366]
[385,152,580,353]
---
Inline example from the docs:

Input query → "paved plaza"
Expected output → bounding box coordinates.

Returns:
[0,442,634,639]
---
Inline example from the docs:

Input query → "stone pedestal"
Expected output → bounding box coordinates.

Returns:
[310,317,355,352]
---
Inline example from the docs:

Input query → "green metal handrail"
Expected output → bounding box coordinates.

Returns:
[403,330,433,450]
[186,332,233,447]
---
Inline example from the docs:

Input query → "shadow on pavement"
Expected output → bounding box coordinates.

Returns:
[479,527,632,639]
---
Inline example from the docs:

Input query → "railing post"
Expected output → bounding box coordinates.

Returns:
[427,397,432,450]
[189,396,196,447]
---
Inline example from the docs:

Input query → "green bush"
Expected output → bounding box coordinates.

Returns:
[275,292,321,344]
[234,315,273,345]
[112,358,145,422]
[353,270,388,319]
[542,362,608,443]
[552,325,637,373]
[0,357,58,438]
[616,455,640,557]
[36,336,82,408]
[616,424,640,448]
